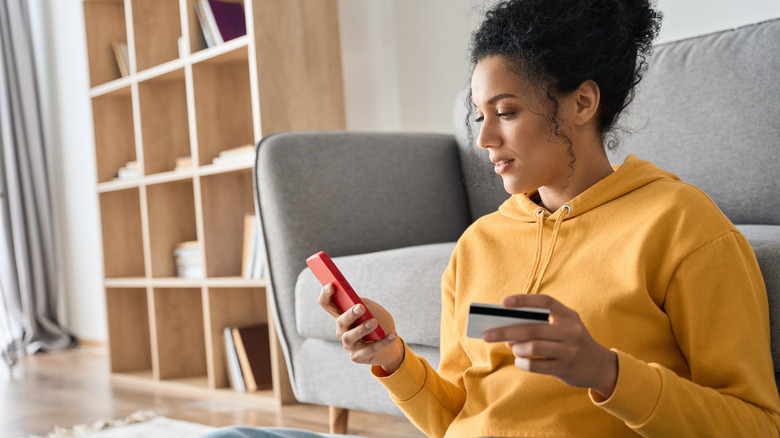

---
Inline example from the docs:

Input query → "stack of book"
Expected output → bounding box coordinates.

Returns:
[174,241,203,278]
[212,144,255,167]
[115,160,141,180]
[241,214,264,279]
[195,0,247,48]
[224,323,272,392]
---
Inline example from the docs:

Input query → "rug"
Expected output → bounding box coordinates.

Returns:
[25,410,216,438]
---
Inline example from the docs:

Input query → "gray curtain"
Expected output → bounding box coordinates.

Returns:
[0,0,76,369]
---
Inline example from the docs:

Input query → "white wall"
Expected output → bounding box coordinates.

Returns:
[655,0,780,44]
[27,0,780,342]
[27,0,105,341]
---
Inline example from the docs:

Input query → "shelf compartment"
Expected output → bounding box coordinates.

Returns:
[151,287,208,380]
[106,288,152,373]
[204,287,267,389]
[200,168,255,278]
[191,46,253,166]
[83,0,129,87]
[91,87,136,184]
[99,188,145,278]
[146,180,198,278]
[137,68,191,176]
[131,0,183,71]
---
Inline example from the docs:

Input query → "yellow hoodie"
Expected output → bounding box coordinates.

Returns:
[373,155,780,437]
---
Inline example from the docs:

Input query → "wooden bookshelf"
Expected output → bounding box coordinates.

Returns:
[83,0,345,405]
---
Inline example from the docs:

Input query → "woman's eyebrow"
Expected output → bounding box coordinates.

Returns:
[474,93,520,108]
[487,93,519,105]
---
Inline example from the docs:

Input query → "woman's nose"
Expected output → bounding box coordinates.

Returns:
[476,119,500,149]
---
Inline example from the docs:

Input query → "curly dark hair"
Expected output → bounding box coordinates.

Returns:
[468,0,662,150]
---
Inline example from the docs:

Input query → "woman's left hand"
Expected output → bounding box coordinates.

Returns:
[482,294,618,399]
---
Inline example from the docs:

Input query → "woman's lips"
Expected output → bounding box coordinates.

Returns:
[494,159,514,174]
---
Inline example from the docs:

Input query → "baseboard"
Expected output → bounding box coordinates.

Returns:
[78,338,108,349]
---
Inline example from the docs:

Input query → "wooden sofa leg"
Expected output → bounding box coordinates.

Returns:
[329,406,349,434]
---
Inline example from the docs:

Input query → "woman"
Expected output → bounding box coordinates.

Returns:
[323,0,780,436]
[207,0,780,436]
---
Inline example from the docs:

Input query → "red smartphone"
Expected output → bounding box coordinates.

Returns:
[306,251,386,342]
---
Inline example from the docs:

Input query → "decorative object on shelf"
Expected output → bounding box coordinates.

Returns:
[195,0,247,48]
[111,40,129,77]
[115,160,140,180]
[212,144,255,167]
[173,241,203,278]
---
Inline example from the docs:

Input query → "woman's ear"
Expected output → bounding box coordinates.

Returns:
[573,80,601,126]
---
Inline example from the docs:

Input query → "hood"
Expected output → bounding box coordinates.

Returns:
[498,155,680,222]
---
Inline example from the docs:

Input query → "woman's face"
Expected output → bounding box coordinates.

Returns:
[471,55,574,196]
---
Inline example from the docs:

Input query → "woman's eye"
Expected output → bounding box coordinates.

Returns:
[497,112,515,119]
[474,115,484,123]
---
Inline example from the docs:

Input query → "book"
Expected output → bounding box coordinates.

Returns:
[194,0,218,47]
[219,144,255,157]
[208,0,247,42]
[231,324,272,392]
[224,327,246,392]
[195,0,247,47]
[116,160,140,180]
[251,238,264,279]
[212,144,255,167]
[241,214,264,279]
[175,156,193,171]
[111,40,129,77]
[241,214,256,278]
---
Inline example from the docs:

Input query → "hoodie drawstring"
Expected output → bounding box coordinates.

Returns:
[520,209,547,295]
[522,204,571,295]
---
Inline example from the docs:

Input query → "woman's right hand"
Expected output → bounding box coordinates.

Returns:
[318,284,405,374]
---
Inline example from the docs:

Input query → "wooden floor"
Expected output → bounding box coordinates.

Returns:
[0,347,424,437]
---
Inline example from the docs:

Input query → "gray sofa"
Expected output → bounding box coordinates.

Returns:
[254,18,780,431]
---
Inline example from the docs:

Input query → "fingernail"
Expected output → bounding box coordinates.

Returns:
[324,284,332,292]
[365,320,376,329]
[353,304,364,315]
[387,332,397,341]
[483,332,495,342]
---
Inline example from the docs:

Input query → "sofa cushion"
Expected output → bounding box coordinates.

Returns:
[295,242,456,347]
[737,225,780,372]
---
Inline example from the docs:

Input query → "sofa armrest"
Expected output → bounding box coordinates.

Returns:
[254,131,470,397]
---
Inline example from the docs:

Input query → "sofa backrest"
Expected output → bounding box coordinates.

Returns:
[453,19,780,225]
[611,19,780,225]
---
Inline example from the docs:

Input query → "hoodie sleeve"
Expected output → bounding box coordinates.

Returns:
[592,231,780,436]
[371,244,468,438]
